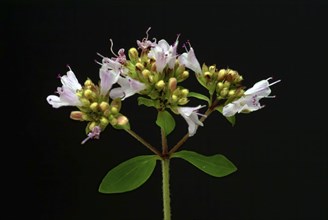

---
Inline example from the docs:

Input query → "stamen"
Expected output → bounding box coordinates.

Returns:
[94,59,102,65]
[109,39,118,57]
[145,27,151,40]
[96,52,104,58]
[57,74,61,79]
[268,79,281,87]
[66,64,71,71]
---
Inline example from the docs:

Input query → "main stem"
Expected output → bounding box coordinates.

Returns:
[161,158,171,220]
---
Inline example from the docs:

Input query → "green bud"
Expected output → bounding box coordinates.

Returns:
[89,122,97,130]
[110,106,118,115]
[84,79,93,87]
[220,88,228,97]
[181,89,189,97]
[176,64,185,76]
[84,89,95,99]
[80,98,90,107]
[182,70,189,79]
[142,69,150,79]
[171,94,178,102]
[228,89,235,97]
[217,82,224,90]
[209,65,216,73]
[90,102,99,112]
[110,117,118,126]
[99,101,110,112]
[151,62,157,72]
[135,62,144,71]
[178,97,188,105]
[100,117,109,128]
[204,71,212,79]
[224,81,231,88]
[156,80,165,90]
[128,47,139,62]
[217,69,226,81]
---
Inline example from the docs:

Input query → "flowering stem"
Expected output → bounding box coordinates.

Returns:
[161,128,168,156]
[124,129,162,157]
[161,158,171,220]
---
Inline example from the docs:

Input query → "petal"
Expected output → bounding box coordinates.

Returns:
[178,48,202,74]
[184,117,197,137]
[244,79,271,97]
[99,67,120,96]
[222,103,240,117]
[60,70,82,91]
[109,87,125,99]
[46,95,70,108]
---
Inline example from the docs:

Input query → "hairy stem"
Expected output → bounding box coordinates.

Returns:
[161,159,171,220]
[125,129,161,157]
[161,128,168,156]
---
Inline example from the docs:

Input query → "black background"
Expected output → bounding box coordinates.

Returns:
[4,0,327,219]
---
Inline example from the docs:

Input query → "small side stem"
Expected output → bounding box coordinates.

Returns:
[168,99,220,155]
[125,129,161,157]
[161,159,171,220]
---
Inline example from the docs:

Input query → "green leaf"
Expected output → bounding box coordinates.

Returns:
[99,155,158,194]
[138,97,160,108]
[172,150,237,177]
[216,106,236,126]
[188,92,210,103]
[156,110,176,136]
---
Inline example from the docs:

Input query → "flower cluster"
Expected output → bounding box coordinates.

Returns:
[47,27,280,143]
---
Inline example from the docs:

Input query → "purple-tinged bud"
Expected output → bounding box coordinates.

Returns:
[70,111,84,121]
[168,77,177,92]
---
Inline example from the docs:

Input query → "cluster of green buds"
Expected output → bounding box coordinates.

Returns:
[198,64,245,102]
[70,78,129,133]
[125,46,190,111]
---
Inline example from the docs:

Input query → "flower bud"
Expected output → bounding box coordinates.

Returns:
[70,111,84,121]
[84,79,93,87]
[156,80,165,90]
[217,69,226,80]
[89,121,97,130]
[80,98,90,107]
[135,62,144,71]
[90,102,99,112]
[204,71,212,79]
[100,117,109,128]
[228,89,235,97]
[128,47,139,62]
[168,77,177,92]
[181,89,189,97]
[209,65,216,73]
[117,115,129,126]
[223,81,231,88]
[217,82,224,90]
[175,64,185,76]
[84,89,95,99]
[178,97,188,105]
[220,88,228,97]
[110,106,118,115]
[99,101,110,112]
[182,70,189,79]
[142,69,150,79]
[151,62,157,72]
[171,94,178,102]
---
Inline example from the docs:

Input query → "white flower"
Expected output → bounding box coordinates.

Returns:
[110,76,146,100]
[178,42,202,74]
[178,105,206,137]
[97,52,127,96]
[148,37,179,72]
[223,77,281,117]
[47,67,82,108]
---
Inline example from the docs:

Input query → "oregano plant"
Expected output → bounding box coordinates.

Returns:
[47,27,280,220]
